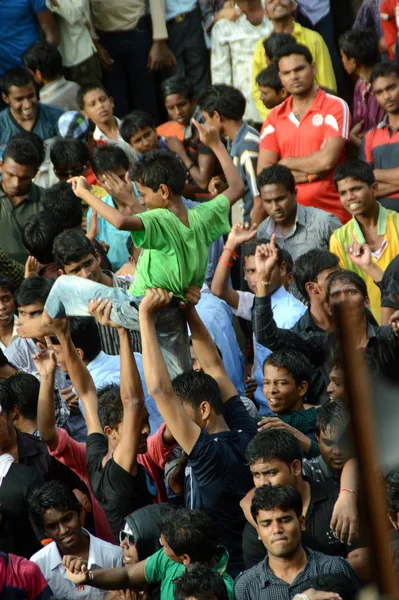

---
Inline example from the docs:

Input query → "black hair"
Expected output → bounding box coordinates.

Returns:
[363,337,399,385]
[68,316,101,363]
[28,480,82,536]
[280,247,293,275]
[50,138,89,172]
[120,110,154,143]
[257,164,295,194]
[22,41,63,79]
[22,211,63,264]
[0,274,16,296]
[370,60,399,85]
[92,145,129,176]
[160,508,218,563]
[338,28,380,68]
[196,84,246,121]
[52,230,96,269]
[315,400,349,436]
[126,236,134,256]
[296,574,358,600]
[0,379,17,415]
[161,76,195,102]
[256,64,284,93]
[293,249,339,301]
[3,138,41,171]
[245,429,302,466]
[263,32,296,62]
[174,566,228,600]
[130,150,186,195]
[42,181,83,229]
[250,485,303,522]
[7,372,39,421]
[10,131,45,165]
[242,239,292,274]
[97,384,123,430]
[14,275,53,307]
[263,350,312,385]
[1,67,34,95]
[276,43,314,68]
[325,269,368,303]
[172,370,223,415]
[77,82,110,110]
[333,159,376,188]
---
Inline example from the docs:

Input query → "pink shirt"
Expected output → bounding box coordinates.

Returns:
[137,423,176,504]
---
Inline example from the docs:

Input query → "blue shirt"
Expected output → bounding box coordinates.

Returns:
[0,103,64,149]
[87,196,130,270]
[165,0,197,21]
[0,0,46,76]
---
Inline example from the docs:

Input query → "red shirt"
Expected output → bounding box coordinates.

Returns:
[380,0,399,60]
[260,88,351,223]
[0,553,52,600]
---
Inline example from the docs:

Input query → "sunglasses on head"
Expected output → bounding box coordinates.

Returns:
[119,531,135,547]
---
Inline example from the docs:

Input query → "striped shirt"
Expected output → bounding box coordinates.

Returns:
[228,121,259,223]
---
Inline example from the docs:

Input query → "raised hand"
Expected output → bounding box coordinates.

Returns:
[24,256,41,279]
[139,289,173,315]
[227,222,258,248]
[67,176,90,199]
[192,119,221,149]
[254,233,279,275]
[344,234,372,269]
[32,338,57,377]
[41,312,69,339]
[180,285,201,312]
[63,555,89,586]
[164,136,185,155]
[208,176,228,195]
[101,171,134,205]
[88,298,121,329]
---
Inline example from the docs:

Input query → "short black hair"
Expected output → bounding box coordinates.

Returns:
[0,379,18,415]
[28,480,82,536]
[10,131,45,165]
[161,76,195,102]
[14,275,53,307]
[334,159,376,188]
[293,249,339,301]
[326,269,368,303]
[2,67,34,95]
[276,43,313,68]
[315,400,349,436]
[22,211,63,264]
[296,574,358,600]
[92,145,129,176]
[370,60,399,85]
[263,32,296,62]
[263,350,312,385]
[130,150,186,195]
[245,429,302,466]
[52,230,96,269]
[0,274,16,296]
[172,370,223,415]
[257,164,295,194]
[3,138,41,170]
[120,110,154,143]
[68,316,101,363]
[196,84,246,121]
[386,471,399,523]
[42,181,83,229]
[160,508,218,563]
[7,372,39,421]
[174,566,228,600]
[256,64,284,93]
[22,41,63,79]
[77,82,110,110]
[97,384,123,430]
[126,236,134,256]
[250,485,303,522]
[281,247,293,275]
[50,138,89,172]
[338,28,380,68]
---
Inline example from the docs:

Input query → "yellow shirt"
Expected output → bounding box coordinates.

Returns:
[329,204,399,324]
[252,21,337,121]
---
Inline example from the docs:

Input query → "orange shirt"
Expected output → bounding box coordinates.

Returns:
[260,88,351,223]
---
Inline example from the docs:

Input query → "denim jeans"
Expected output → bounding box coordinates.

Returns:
[44,275,191,379]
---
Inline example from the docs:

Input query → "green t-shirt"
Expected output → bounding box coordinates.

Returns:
[129,194,231,298]
[144,546,234,600]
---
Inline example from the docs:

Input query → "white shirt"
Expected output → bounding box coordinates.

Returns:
[40,76,80,111]
[0,316,18,353]
[93,117,139,164]
[30,529,123,599]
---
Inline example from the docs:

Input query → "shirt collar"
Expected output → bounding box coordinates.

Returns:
[41,76,68,95]
[271,285,291,309]
[86,350,108,371]
[351,203,387,242]
[280,87,326,119]
[16,428,39,460]
[229,121,248,156]
[260,546,313,586]
[48,529,95,572]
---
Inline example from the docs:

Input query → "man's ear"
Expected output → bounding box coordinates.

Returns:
[291,458,302,477]
[2,93,9,106]
[304,281,316,298]
[57,268,66,276]
[76,348,84,361]
[298,380,309,399]
[281,87,288,100]
[103,425,112,439]
[279,261,288,278]
[298,514,306,531]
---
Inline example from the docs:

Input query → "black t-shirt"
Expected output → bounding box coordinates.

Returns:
[86,433,155,540]
[243,478,361,569]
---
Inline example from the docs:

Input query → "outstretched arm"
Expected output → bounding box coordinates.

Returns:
[33,339,59,451]
[63,556,146,590]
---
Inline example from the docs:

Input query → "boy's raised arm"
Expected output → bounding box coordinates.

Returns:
[33,339,59,451]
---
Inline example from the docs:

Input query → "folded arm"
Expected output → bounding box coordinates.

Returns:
[279,137,346,175]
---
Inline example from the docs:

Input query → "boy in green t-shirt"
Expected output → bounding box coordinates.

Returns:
[42,122,244,378]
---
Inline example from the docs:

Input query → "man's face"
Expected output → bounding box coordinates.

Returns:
[260,183,296,223]
[372,74,399,113]
[108,409,150,454]
[1,158,36,198]
[3,83,38,122]
[129,127,158,154]
[278,54,315,97]
[119,531,139,566]
[256,507,304,558]
[0,287,15,327]
[263,364,305,414]
[243,255,257,293]
[250,458,299,488]
[328,279,367,316]
[17,301,44,325]
[265,0,295,21]
[135,181,165,210]
[309,267,339,304]
[164,93,195,128]
[82,89,114,125]
[317,425,347,474]
[201,110,223,134]
[327,365,346,401]
[258,85,285,110]
[62,253,103,282]
[42,507,83,552]
[336,177,376,216]
[340,51,356,76]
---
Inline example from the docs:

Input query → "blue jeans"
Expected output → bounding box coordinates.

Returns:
[44,276,191,379]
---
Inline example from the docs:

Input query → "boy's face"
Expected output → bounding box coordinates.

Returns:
[258,84,285,109]
[327,365,346,401]
[42,507,83,552]
[372,73,399,113]
[340,50,356,76]
[250,457,300,488]
[106,409,150,454]
[336,177,377,216]
[17,301,44,325]
[317,425,347,474]
[0,287,15,327]
[243,255,257,293]
[54,161,88,181]
[61,252,103,282]
[263,364,306,414]
[129,126,158,154]
[82,88,114,125]
[3,83,38,123]
[96,166,128,195]
[135,181,166,210]
[164,93,195,128]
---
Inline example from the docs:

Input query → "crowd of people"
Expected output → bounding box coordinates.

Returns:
[1,0,399,599]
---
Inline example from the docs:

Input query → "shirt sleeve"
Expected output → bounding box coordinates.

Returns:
[13,555,53,600]
[381,0,397,59]
[223,395,258,438]
[144,548,171,583]
[211,22,233,86]
[323,97,351,141]
[31,0,47,13]
[131,210,179,253]
[192,194,231,245]
[312,34,337,92]
[49,427,87,478]
[252,38,268,122]
[241,149,259,197]
[146,423,176,469]
[360,131,374,165]
[329,231,346,269]
[232,291,254,320]
[259,109,280,153]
